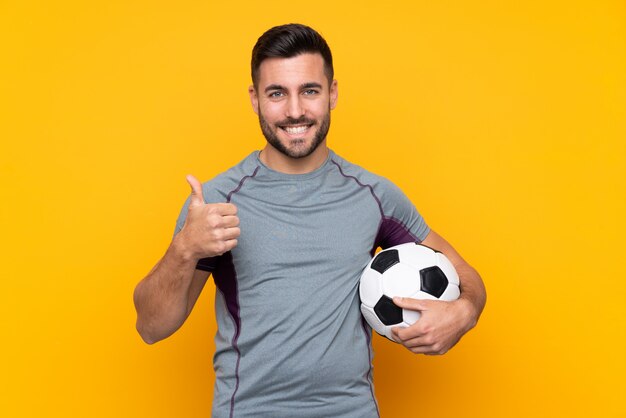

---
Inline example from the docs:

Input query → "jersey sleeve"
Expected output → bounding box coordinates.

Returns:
[372,178,430,249]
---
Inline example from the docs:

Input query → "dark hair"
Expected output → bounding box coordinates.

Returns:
[251,23,334,88]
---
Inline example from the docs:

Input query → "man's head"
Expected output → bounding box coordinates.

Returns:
[249,24,338,161]
[251,23,334,90]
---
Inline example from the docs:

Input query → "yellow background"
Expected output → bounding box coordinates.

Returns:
[1,1,625,417]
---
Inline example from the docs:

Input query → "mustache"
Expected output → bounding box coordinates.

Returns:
[277,117,316,126]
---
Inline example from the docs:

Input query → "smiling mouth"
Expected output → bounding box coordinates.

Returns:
[280,124,313,135]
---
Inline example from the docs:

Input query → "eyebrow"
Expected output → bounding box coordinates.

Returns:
[301,82,323,90]
[264,82,323,94]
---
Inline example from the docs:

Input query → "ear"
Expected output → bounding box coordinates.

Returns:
[249,85,259,115]
[329,79,338,110]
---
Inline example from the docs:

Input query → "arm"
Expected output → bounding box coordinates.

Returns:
[133,175,240,344]
[391,229,486,355]
[133,240,210,344]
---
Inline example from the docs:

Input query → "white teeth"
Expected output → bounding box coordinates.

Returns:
[284,125,309,134]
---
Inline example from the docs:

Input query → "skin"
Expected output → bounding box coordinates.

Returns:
[133,52,486,354]
[249,53,338,174]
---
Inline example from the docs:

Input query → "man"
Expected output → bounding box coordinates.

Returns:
[134,23,486,418]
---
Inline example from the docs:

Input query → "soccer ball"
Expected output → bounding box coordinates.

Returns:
[359,242,460,341]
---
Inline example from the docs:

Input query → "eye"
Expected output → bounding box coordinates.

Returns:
[269,91,284,98]
[303,89,319,95]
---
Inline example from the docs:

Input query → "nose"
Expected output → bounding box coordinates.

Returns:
[286,95,305,119]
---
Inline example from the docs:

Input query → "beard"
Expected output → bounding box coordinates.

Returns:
[258,108,331,159]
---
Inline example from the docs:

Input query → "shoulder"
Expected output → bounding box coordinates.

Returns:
[200,152,261,203]
[329,151,406,201]
[329,151,430,244]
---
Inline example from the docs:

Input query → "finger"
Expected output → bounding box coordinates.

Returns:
[391,327,404,343]
[221,227,241,241]
[391,330,438,354]
[186,174,205,207]
[411,345,439,355]
[392,325,424,342]
[221,215,240,228]
[393,296,431,311]
[397,335,432,348]
[222,238,238,252]
[211,203,238,216]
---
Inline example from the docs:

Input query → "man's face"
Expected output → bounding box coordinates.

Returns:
[249,53,338,159]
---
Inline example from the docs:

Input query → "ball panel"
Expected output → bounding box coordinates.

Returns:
[373,295,403,326]
[409,290,440,301]
[361,304,386,336]
[435,252,460,286]
[439,283,460,301]
[419,266,449,298]
[403,308,421,325]
[393,242,420,251]
[359,269,383,307]
[397,243,437,270]
[380,264,422,298]
[382,326,395,341]
[370,249,399,274]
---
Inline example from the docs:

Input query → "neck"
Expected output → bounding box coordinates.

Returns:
[259,143,329,174]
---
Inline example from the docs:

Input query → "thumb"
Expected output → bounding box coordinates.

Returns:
[186,174,205,207]
[393,296,430,311]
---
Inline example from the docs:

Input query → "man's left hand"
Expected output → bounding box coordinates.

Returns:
[390,297,477,355]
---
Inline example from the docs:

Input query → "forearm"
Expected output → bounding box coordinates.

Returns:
[455,262,486,329]
[133,234,198,344]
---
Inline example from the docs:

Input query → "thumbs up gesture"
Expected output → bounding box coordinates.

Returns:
[179,174,240,258]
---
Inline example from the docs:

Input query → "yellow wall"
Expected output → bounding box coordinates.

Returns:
[1,1,624,417]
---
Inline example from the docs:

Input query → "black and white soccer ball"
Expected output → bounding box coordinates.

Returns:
[359,242,460,341]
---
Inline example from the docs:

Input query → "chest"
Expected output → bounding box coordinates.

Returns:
[229,182,382,284]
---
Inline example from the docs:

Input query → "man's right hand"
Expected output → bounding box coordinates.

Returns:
[176,174,240,259]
